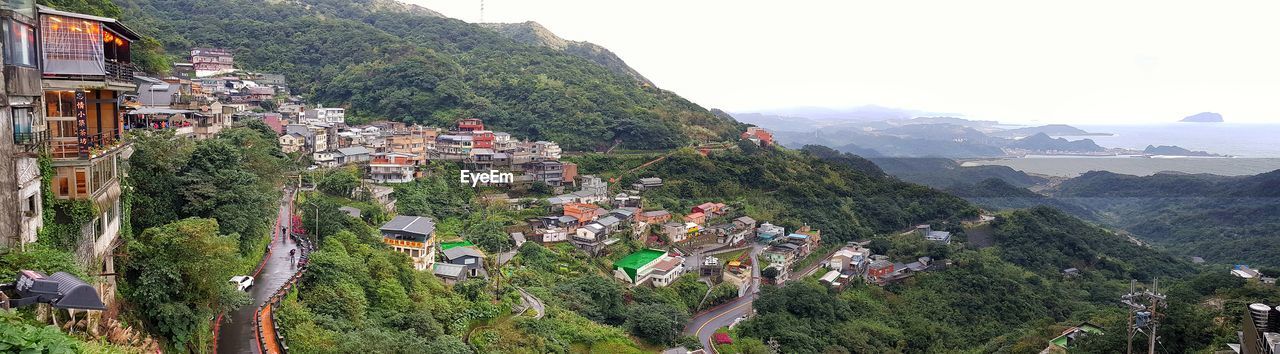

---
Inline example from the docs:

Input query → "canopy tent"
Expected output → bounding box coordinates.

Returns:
[124,107,202,131]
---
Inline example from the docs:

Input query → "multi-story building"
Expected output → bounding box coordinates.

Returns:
[2,0,45,249]
[380,215,437,271]
[303,107,344,126]
[190,48,233,77]
[33,4,139,304]
[471,130,494,149]
[456,118,484,132]
[386,133,427,164]
[434,134,472,161]
[368,152,416,184]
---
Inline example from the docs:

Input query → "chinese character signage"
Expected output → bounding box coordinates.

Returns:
[75,90,88,157]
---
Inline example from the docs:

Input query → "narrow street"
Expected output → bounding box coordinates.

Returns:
[218,188,298,354]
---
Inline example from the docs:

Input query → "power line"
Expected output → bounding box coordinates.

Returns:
[1121,278,1167,354]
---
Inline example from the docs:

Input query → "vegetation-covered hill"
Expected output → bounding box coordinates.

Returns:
[1050,170,1280,267]
[481,21,655,87]
[114,0,742,150]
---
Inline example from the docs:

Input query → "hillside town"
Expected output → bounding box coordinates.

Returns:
[3,2,1280,354]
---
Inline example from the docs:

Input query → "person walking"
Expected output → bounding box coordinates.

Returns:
[288,249,297,267]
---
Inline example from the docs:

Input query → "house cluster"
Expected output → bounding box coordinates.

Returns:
[130,46,299,141]
[279,117,568,186]
[815,240,947,287]
[758,225,823,282]
[375,215,489,285]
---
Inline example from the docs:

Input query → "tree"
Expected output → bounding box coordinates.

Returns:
[762,266,779,280]
[119,218,249,352]
[624,303,688,345]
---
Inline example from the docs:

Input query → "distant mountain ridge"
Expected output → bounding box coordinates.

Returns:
[482,21,655,87]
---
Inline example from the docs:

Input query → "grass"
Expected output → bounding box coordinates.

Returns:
[713,248,749,264]
[789,243,837,272]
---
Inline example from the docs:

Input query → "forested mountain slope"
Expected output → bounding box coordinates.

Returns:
[115,0,742,150]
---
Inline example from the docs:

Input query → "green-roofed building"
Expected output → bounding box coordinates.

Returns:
[440,240,475,251]
[613,249,673,285]
[1049,322,1104,349]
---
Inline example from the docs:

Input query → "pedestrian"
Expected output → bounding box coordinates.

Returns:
[289,249,297,266]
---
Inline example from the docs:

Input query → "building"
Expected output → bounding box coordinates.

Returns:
[190,48,234,77]
[632,177,663,191]
[380,216,437,270]
[1048,323,1104,350]
[1233,303,1280,354]
[304,107,345,126]
[386,133,428,164]
[827,246,869,273]
[2,0,45,249]
[740,126,774,146]
[683,212,706,225]
[692,202,727,217]
[916,224,952,244]
[1233,265,1263,279]
[866,260,895,284]
[279,133,306,153]
[29,4,142,305]
[564,203,606,223]
[756,222,785,243]
[368,153,416,183]
[434,134,473,161]
[638,210,672,225]
[456,118,484,132]
[613,249,683,287]
[335,146,371,165]
[441,246,486,279]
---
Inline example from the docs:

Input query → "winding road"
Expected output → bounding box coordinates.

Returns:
[217,188,298,354]
[684,245,762,353]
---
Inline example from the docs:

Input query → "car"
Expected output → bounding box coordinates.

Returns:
[229,275,254,292]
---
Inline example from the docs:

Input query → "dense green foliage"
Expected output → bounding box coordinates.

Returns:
[1050,170,1280,267]
[115,0,743,150]
[0,312,85,354]
[119,218,249,352]
[868,156,1046,189]
[991,207,1192,281]
[129,125,288,254]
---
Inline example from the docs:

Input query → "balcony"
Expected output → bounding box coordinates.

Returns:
[49,129,124,160]
[104,60,134,83]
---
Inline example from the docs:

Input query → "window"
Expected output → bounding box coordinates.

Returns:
[3,19,37,67]
[11,107,34,143]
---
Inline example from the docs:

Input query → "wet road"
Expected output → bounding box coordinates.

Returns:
[218,189,298,354]
[685,245,762,352]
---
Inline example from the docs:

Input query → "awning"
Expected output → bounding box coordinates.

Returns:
[127,108,195,115]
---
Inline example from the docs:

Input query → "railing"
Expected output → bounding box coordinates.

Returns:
[49,129,123,159]
[256,234,315,354]
[12,130,48,150]
[104,61,135,83]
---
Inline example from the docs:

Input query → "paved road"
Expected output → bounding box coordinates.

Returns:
[684,245,762,352]
[517,288,545,319]
[218,189,298,354]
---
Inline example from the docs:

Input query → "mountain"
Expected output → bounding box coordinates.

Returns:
[1006,133,1105,152]
[117,0,742,150]
[869,157,1045,189]
[752,105,946,122]
[879,123,1002,144]
[1181,112,1224,123]
[1050,170,1280,267]
[482,21,655,87]
[729,112,828,132]
[1144,145,1224,157]
[989,124,1109,138]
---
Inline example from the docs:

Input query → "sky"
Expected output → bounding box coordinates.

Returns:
[407,0,1280,124]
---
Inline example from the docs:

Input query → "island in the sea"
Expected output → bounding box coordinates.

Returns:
[1144,145,1227,157]
[1180,112,1224,123]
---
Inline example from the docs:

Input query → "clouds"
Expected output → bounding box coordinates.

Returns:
[410,0,1280,123]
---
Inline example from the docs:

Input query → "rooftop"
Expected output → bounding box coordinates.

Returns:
[380,215,436,237]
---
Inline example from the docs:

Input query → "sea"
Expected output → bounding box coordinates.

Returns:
[963,123,1280,177]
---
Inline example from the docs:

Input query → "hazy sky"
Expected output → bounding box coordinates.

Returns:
[408,0,1280,124]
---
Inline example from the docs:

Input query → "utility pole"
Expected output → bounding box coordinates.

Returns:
[1121,278,1166,354]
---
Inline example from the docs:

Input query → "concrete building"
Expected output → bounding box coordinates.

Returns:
[1,0,45,249]
[380,216,437,271]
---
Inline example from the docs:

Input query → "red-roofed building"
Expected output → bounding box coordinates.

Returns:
[264,114,284,135]
[692,202,727,217]
[564,203,607,223]
[740,127,774,146]
[683,212,706,225]
[472,130,495,149]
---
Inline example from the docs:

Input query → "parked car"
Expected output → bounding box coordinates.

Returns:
[229,275,254,292]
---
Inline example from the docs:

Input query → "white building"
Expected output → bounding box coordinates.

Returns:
[305,107,346,125]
